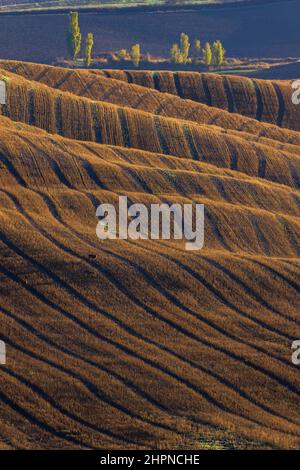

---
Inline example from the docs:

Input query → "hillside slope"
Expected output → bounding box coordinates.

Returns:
[0,64,299,450]
[91,69,299,130]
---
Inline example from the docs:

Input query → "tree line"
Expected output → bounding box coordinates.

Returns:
[68,11,94,66]
[67,11,140,67]
[67,13,226,69]
[170,33,225,67]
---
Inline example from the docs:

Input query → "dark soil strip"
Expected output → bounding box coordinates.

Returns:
[99,82,121,101]
[278,216,300,257]
[0,102,8,117]
[79,78,100,98]
[125,71,133,84]
[223,77,235,113]
[205,210,232,251]
[91,103,102,143]
[49,160,73,188]
[125,167,153,193]
[173,73,184,99]
[212,176,230,202]
[252,80,263,121]
[225,139,238,171]
[288,161,300,189]
[0,151,28,187]
[102,70,112,78]
[200,75,212,107]
[54,70,73,90]
[248,212,270,256]
[55,95,63,135]
[10,62,22,74]
[28,89,35,126]
[35,67,49,83]
[252,259,300,294]
[154,96,176,115]
[152,72,161,91]
[0,389,88,448]
[117,108,131,148]
[154,117,170,154]
[273,83,285,127]
[257,149,266,178]
[181,124,198,160]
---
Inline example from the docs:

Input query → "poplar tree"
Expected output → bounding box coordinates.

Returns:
[213,40,225,67]
[203,42,212,68]
[68,11,81,60]
[180,32,190,63]
[85,32,94,67]
[193,39,201,63]
[170,43,180,64]
[131,44,141,67]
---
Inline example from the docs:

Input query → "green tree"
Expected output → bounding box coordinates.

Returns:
[170,43,180,63]
[192,39,201,63]
[131,43,141,67]
[177,53,184,64]
[68,11,82,60]
[84,32,94,67]
[203,42,212,68]
[180,32,190,63]
[213,40,225,67]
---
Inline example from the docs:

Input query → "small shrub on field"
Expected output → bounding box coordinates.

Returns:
[117,49,131,61]
[110,53,120,62]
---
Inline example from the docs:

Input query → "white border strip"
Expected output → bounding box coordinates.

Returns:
[0,340,6,364]
[0,80,6,105]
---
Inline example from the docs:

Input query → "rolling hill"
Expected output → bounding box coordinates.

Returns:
[0,61,299,450]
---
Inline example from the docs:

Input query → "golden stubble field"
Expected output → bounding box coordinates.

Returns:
[0,61,299,449]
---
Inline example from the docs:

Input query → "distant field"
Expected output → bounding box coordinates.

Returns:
[0,0,255,13]
[0,0,263,11]
[0,0,298,66]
